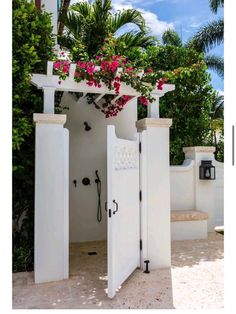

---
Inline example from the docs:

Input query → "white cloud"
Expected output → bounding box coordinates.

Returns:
[113,0,174,37]
[217,89,224,96]
[139,9,174,36]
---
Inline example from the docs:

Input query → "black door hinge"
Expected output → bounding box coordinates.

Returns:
[139,142,141,154]
[139,190,142,202]
[140,239,142,251]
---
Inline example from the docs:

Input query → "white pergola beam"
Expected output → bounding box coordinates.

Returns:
[31,61,175,116]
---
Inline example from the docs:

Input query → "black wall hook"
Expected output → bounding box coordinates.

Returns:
[84,122,92,131]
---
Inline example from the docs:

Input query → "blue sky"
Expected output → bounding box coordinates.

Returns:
[71,0,224,93]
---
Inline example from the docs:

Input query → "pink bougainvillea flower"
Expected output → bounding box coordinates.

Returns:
[77,61,86,69]
[86,64,95,75]
[110,60,119,73]
[157,79,164,90]
[114,81,120,94]
[87,81,94,86]
[139,96,149,106]
[96,55,102,60]
[125,67,133,72]
[146,68,153,74]
[101,60,109,71]
[63,63,70,74]
[54,61,62,70]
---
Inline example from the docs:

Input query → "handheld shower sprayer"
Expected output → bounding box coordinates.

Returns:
[95,170,102,222]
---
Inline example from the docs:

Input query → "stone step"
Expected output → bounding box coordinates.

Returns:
[171,210,208,241]
[171,210,208,222]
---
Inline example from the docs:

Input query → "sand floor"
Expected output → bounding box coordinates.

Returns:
[12,232,224,309]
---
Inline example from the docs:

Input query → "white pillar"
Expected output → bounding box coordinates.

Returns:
[43,87,55,114]
[34,113,69,283]
[41,0,58,38]
[183,146,216,231]
[137,118,172,269]
[147,96,160,118]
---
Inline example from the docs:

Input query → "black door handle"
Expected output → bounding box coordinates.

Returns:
[113,200,118,215]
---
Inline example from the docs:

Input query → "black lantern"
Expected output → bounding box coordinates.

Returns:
[199,160,215,180]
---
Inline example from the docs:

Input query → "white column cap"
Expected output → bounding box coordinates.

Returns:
[136,118,172,131]
[33,113,67,125]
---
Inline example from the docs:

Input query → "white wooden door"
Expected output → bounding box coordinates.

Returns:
[107,125,140,299]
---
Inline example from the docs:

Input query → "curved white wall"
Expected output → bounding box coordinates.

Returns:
[62,92,137,242]
[170,159,195,211]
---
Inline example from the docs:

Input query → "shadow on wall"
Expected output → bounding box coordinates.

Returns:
[171,233,224,268]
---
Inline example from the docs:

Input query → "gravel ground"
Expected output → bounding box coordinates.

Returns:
[12,232,223,309]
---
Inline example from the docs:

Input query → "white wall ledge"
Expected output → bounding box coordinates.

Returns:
[183,146,216,154]
[170,159,194,172]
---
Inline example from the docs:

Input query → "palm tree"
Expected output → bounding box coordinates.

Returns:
[209,92,224,145]
[59,0,156,56]
[209,0,224,14]
[162,28,224,78]
[188,19,224,54]
[162,0,224,78]
[187,0,224,77]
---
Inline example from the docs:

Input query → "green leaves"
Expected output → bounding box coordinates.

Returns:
[61,0,155,56]
[135,45,215,164]
[13,0,55,272]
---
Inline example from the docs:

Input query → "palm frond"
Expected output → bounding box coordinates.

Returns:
[210,92,224,121]
[205,54,224,78]
[70,0,92,19]
[92,0,112,24]
[209,0,224,14]
[62,11,85,41]
[110,9,146,33]
[162,29,182,47]
[187,19,224,53]
[117,31,158,49]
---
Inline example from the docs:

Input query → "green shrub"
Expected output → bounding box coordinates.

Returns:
[13,0,54,272]
[132,46,215,164]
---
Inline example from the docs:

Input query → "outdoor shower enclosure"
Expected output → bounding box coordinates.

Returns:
[63,92,138,243]
[32,61,174,298]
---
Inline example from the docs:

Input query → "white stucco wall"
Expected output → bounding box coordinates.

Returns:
[213,160,224,226]
[170,159,195,211]
[170,147,224,230]
[137,118,172,269]
[34,114,69,283]
[62,92,137,243]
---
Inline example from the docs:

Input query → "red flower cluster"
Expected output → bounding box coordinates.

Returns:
[53,54,168,118]
[145,68,153,74]
[139,96,148,106]
[157,78,166,90]
[104,95,132,118]
[54,61,70,74]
